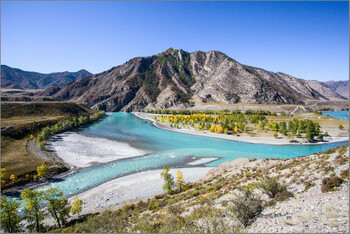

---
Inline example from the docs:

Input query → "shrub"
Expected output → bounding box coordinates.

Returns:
[274,190,293,201]
[190,190,200,198]
[148,199,160,210]
[231,188,263,227]
[340,169,349,180]
[182,184,192,191]
[303,181,316,192]
[321,175,343,192]
[256,176,287,198]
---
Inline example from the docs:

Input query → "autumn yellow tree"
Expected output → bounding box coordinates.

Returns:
[37,164,48,177]
[71,196,83,218]
[175,169,184,190]
[215,125,224,133]
[209,125,215,132]
[234,125,238,132]
[10,174,16,182]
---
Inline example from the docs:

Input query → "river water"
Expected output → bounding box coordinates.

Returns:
[28,112,347,198]
[322,111,349,121]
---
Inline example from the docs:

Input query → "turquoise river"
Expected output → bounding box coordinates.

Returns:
[27,112,348,198]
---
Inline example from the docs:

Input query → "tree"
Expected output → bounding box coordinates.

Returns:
[71,196,83,218]
[1,168,7,187]
[21,189,46,232]
[317,133,324,141]
[339,124,344,130]
[44,187,71,228]
[175,169,185,190]
[273,132,278,138]
[306,130,314,142]
[37,164,48,177]
[10,174,16,182]
[160,166,174,194]
[1,196,22,233]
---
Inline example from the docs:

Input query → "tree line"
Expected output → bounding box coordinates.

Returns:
[153,112,325,142]
[147,109,277,116]
[34,111,105,149]
[1,187,83,233]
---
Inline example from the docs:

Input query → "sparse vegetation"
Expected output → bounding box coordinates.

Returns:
[256,176,288,199]
[231,188,263,227]
[321,175,344,192]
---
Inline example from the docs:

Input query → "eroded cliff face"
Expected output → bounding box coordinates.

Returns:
[46,48,345,112]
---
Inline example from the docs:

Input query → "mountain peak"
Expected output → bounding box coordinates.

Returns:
[162,47,179,55]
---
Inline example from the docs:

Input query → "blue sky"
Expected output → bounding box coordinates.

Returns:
[1,1,348,81]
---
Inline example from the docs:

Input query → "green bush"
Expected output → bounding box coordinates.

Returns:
[148,199,160,210]
[321,175,343,192]
[231,188,263,227]
[182,184,192,191]
[256,176,287,198]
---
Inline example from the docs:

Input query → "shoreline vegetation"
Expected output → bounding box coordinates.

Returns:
[133,110,349,146]
[1,108,105,192]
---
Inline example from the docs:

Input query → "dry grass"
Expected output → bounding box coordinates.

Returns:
[200,102,300,108]
[1,102,94,177]
[1,137,46,176]
[1,115,65,127]
[267,112,349,137]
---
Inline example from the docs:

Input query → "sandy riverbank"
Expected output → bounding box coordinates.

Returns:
[72,167,213,215]
[47,132,148,168]
[133,112,349,145]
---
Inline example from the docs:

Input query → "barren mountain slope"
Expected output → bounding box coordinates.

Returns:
[45,48,345,111]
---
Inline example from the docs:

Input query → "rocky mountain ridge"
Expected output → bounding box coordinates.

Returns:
[1,65,92,89]
[324,80,349,99]
[37,48,347,111]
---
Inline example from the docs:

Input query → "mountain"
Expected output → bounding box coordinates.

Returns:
[1,65,92,89]
[323,80,349,99]
[42,48,346,112]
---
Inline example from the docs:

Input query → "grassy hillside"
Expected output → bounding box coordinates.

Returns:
[1,102,94,187]
[50,145,349,233]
